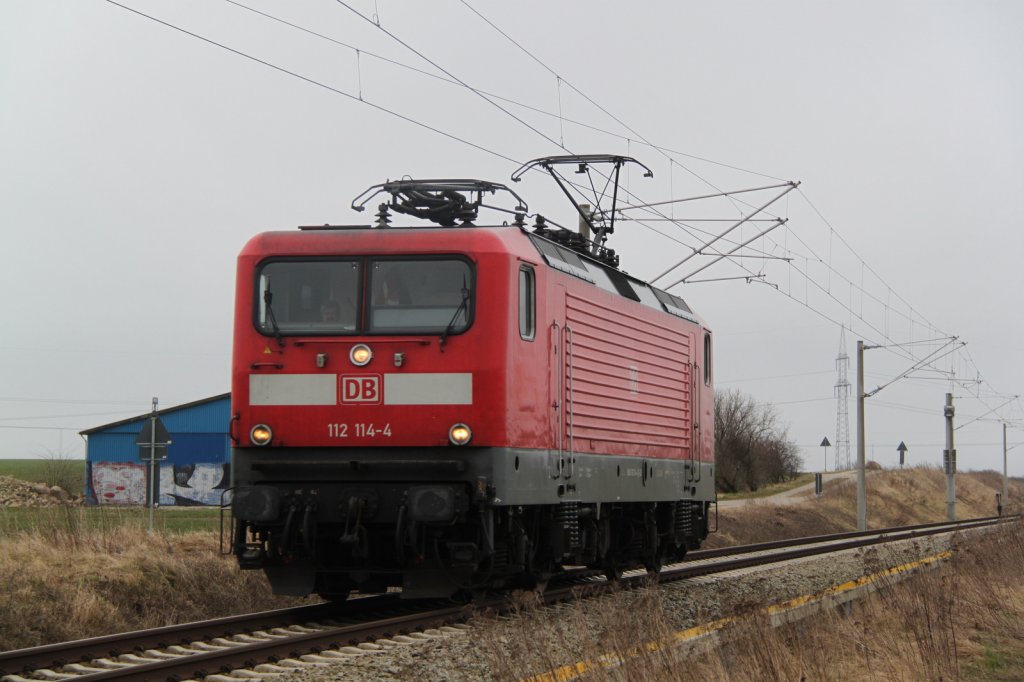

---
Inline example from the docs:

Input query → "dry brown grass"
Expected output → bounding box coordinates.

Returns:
[0,526,302,651]
[470,468,1024,682]
[677,523,1024,681]
[477,521,1024,682]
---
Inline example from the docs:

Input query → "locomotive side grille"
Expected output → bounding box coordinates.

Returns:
[564,291,693,455]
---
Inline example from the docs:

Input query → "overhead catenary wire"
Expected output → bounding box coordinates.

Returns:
[332,0,568,154]
[496,2,1022,421]
[104,1,1020,428]
[330,0,768,274]
[955,396,1020,432]
[219,0,790,280]
[0,410,143,422]
[457,0,786,185]
[102,0,718,266]
[0,425,89,431]
[231,0,786,179]
[457,0,782,228]
[103,0,521,166]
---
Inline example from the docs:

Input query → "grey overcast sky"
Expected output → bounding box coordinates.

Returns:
[2,1,1022,474]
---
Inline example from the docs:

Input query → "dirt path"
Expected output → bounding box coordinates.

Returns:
[716,470,858,509]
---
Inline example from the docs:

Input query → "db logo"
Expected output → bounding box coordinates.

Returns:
[340,375,382,404]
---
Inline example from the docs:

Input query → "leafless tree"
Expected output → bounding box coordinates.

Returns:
[714,388,800,493]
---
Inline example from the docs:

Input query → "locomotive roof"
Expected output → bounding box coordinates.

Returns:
[241,223,705,327]
[246,165,710,323]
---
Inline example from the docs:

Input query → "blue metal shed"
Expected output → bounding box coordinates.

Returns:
[80,394,231,506]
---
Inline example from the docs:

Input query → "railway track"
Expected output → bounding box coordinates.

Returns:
[1,515,1013,682]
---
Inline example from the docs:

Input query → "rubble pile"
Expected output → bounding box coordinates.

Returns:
[0,476,80,507]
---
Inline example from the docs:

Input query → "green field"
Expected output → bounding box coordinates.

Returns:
[0,457,86,495]
[0,505,222,534]
[0,456,68,477]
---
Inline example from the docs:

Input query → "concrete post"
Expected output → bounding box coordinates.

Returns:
[1004,422,1009,502]
[857,341,866,531]
[944,393,956,522]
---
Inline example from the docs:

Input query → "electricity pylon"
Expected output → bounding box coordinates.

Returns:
[835,326,852,470]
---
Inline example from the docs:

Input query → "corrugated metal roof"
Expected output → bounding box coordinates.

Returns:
[79,393,230,435]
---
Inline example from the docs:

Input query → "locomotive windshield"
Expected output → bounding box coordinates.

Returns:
[257,260,360,334]
[368,259,471,334]
[255,257,473,336]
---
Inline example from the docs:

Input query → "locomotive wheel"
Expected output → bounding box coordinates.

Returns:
[603,560,623,582]
[320,591,352,602]
[523,558,555,593]
[643,555,663,578]
[451,587,489,604]
[524,574,549,593]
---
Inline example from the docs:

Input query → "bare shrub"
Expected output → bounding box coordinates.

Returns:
[36,447,84,497]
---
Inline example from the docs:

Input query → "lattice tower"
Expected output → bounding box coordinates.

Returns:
[834,326,852,470]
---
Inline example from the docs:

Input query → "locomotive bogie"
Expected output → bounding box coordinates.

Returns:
[231,444,712,597]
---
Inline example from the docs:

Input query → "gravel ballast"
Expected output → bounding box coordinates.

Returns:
[286,532,964,682]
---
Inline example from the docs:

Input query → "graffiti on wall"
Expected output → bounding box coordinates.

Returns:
[90,462,229,506]
[91,462,147,505]
[159,463,230,506]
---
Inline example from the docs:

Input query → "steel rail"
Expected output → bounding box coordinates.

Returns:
[21,606,472,682]
[687,515,1012,561]
[0,594,436,681]
[627,515,1016,589]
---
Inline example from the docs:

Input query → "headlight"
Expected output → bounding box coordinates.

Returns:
[350,344,373,366]
[250,424,273,446]
[448,423,472,446]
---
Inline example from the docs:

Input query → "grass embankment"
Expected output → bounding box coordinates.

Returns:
[707,466,1020,547]
[481,468,1024,681]
[0,462,293,651]
[483,518,1024,681]
[0,519,302,651]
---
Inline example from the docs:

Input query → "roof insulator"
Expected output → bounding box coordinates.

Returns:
[374,203,391,228]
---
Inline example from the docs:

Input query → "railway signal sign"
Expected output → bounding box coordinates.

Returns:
[136,398,171,526]
[897,441,908,467]
[136,416,172,461]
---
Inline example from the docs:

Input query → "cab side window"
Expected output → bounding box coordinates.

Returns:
[703,332,712,385]
[519,266,536,341]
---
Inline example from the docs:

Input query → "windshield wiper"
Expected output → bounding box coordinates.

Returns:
[264,290,285,347]
[439,281,469,350]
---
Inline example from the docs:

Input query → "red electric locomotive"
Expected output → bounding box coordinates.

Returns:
[230,156,715,599]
